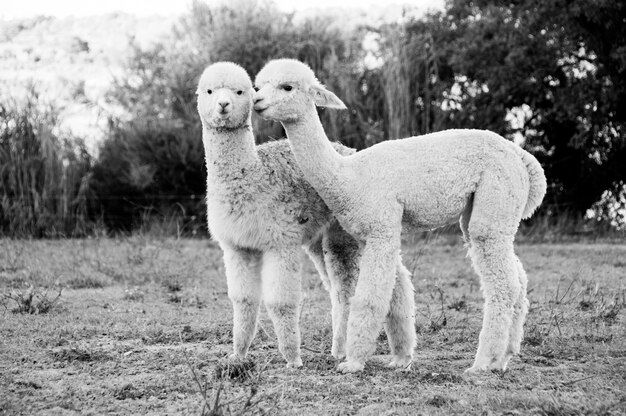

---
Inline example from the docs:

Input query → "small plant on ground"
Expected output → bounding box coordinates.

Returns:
[2,285,62,314]
[213,358,257,383]
[180,330,273,415]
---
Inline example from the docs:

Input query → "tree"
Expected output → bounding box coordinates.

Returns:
[434,0,626,217]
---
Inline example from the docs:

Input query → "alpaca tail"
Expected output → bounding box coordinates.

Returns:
[513,146,547,219]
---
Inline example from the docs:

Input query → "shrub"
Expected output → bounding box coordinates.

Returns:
[93,0,372,232]
[0,87,92,237]
[3,285,63,314]
[89,120,206,234]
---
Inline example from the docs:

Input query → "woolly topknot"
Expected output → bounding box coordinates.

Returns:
[197,62,252,93]
[255,59,321,88]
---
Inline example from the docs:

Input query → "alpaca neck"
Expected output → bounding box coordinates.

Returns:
[201,123,258,183]
[282,111,345,195]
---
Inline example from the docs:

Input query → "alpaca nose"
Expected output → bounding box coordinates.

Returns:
[218,101,229,110]
[253,96,263,105]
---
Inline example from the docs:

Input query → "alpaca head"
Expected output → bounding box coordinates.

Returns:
[253,59,346,123]
[197,62,254,130]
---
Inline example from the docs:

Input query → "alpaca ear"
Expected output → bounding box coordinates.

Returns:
[309,85,347,110]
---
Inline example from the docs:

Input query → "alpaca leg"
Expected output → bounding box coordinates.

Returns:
[466,236,520,373]
[385,258,416,369]
[222,246,263,360]
[261,249,303,368]
[323,222,360,359]
[305,235,344,357]
[338,233,401,373]
[502,256,529,370]
[459,196,473,248]
[304,234,330,291]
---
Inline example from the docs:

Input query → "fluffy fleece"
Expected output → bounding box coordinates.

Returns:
[197,62,415,368]
[253,58,547,373]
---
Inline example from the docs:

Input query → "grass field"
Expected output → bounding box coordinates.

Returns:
[1,235,625,415]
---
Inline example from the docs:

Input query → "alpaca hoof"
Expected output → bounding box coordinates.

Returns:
[388,356,413,371]
[488,358,509,373]
[465,353,499,374]
[464,359,507,375]
[333,353,346,361]
[463,365,485,375]
[331,348,346,361]
[286,357,303,369]
[228,353,246,362]
[337,360,364,373]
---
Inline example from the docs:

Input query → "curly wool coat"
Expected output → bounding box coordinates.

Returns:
[253,58,547,374]
[198,62,415,368]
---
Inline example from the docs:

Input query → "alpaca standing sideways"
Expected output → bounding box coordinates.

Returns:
[197,62,415,368]
[253,59,547,374]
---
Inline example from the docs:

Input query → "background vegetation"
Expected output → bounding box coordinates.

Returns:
[1,0,625,236]
[0,88,92,237]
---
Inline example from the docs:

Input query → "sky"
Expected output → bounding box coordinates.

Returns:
[0,0,445,19]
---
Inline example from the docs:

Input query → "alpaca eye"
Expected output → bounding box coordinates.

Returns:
[207,89,212,94]
[282,85,293,92]
[236,90,243,95]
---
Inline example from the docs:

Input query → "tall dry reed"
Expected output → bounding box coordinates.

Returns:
[0,88,92,237]
[380,25,443,140]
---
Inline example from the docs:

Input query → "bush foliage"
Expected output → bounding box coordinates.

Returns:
[89,120,206,233]
[2,0,625,235]
[0,88,92,237]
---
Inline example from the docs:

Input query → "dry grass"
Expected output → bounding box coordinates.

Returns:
[0,235,625,415]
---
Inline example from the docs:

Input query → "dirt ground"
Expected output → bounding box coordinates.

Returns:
[1,235,625,415]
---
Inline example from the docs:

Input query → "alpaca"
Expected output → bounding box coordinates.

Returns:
[252,59,547,374]
[197,62,415,368]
